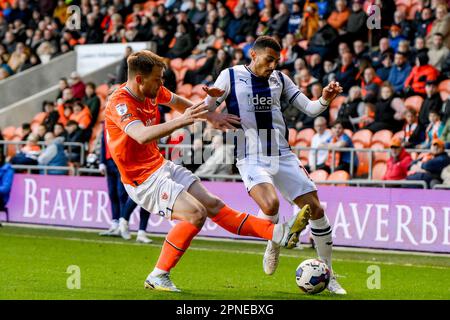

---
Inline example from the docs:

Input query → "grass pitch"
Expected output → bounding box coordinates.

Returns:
[0,225,449,300]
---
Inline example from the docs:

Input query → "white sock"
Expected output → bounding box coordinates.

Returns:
[310,215,333,271]
[111,219,119,228]
[258,210,280,247]
[137,230,146,237]
[271,223,285,245]
[150,267,168,277]
[257,209,279,223]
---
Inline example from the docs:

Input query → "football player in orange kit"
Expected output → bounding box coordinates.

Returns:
[104,50,311,292]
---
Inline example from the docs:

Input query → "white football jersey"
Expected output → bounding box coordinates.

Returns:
[212,65,312,160]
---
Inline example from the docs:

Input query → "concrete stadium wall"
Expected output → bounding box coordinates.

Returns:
[0,52,76,109]
[0,61,119,128]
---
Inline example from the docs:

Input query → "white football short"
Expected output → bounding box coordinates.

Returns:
[236,152,317,204]
[124,161,199,220]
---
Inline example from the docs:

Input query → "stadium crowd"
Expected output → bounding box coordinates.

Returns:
[1,0,450,190]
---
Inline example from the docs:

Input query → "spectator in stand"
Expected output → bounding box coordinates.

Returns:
[53,122,67,141]
[0,151,14,214]
[69,71,86,100]
[64,120,84,163]
[361,67,383,103]
[7,41,28,72]
[403,109,425,148]
[37,132,68,175]
[56,78,69,100]
[406,138,450,188]
[322,59,337,87]
[382,137,412,181]
[299,2,319,41]
[41,100,60,132]
[82,82,100,127]
[336,85,365,131]
[388,51,411,95]
[83,13,104,44]
[322,120,358,174]
[184,47,217,85]
[279,33,304,71]
[414,7,434,40]
[295,69,317,94]
[267,2,290,37]
[343,0,367,42]
[190,23,216,56]
[393,9,412,40]
[307,18,339,58]
[69,101,92,131]
[36,123,47,141]
[335,52,357,93]
[353,40,369,66]
[425,4,450,49]
[357,102,375,129]
[370,37,394,69]
[388,25,406,53]
[10,133,40,166]
[428,33,449,71]
[231,48,247,66]
[418,80,443,128]
[418,110,445,149]
[327,0,350,34]
[288,1,302,34]
[404,52,439,97]
[115,46,132,85]
[441,116,450,149]
[167,23,194,59]
[20,123,31,141]
[204,48,231,85]
[409,36,428,67]
[188,0,207,31]
[365,82,403,133]
[226,5,248,44]
[376,52,393,82]
[307,116,332,173]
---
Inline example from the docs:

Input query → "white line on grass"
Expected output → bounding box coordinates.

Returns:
[2,232,449,270]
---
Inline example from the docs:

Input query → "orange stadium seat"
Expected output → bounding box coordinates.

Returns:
[2,126,16,140]
[354,141,369,177]
[404,95,424,114]
[344,129,353,138]
[32,112,47,124]
[330,95,345,110]
[310,169,329,182]
[327,170,350,186]
[295,140,309,163]
[393,130,405,141]
[329,108,338,124]
[14,126,23,137]
[182,58,197,71]
[288,128,297,146]
[438,79,450,93]
[372,162,387,180]
[352,129,372,147]
[177,83,192,98]
[296,128,315,146]
[6,136,21,158]
[372,129,393,147]
[170,58,183,71]
[175,67,188,83]
[192,84,207,98]
[196,57,207,69]
[371,142,389,163]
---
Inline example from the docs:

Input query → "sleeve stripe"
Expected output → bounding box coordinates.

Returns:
[289,91,301,104]
[124,120,142,133]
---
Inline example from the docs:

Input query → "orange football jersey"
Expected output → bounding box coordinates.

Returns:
[104,84,173,185]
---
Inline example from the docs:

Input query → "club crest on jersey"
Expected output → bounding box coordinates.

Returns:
[269,76,280,87]
[161,192,169,200]
[115,103,128,116]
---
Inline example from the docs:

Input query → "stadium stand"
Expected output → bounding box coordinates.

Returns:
[1,0,449,188]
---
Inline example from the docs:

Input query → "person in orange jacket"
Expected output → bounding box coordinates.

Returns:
[382,137,412,180]
[404,52,439,96]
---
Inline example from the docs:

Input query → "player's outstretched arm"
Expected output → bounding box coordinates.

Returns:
[293,81,343,117]
[126,102,208,144]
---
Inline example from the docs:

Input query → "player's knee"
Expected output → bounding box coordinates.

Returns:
[190,205,207,228]
[204,195,225,214]
[259,197,280,215]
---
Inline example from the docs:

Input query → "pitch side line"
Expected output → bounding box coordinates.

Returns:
[1,232,449,270]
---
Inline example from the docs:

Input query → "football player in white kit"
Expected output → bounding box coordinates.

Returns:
[205,36,346,294]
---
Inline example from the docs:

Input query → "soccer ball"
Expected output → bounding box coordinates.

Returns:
[295,259,331,294]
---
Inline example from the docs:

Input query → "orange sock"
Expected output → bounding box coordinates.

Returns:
[211,205,274,240]
[156,221,200,272]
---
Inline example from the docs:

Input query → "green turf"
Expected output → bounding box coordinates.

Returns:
[0,225,449,300]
